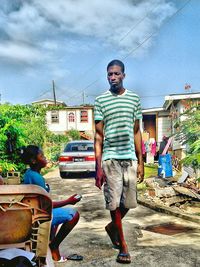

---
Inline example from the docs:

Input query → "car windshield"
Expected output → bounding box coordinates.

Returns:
[64,142,94,152]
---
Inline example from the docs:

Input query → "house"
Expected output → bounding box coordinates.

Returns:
[142,93,200,142]
[163,92,200,159]
[32,99,94,139]
[142,92,200,162]
[46,105,94,139]
[34,92,199,156]
[45,104,171,145]
[141,107,171,143]
[32,99,66,107]
[140,107,171,163]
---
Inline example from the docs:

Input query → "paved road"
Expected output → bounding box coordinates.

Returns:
[45,168,200,267]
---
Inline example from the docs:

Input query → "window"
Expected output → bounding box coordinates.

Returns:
[64,142,94,152]
[80,110,88,123]
[68,112,75,122]
[51,110,59,123]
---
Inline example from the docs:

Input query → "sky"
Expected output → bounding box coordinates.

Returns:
[0,0,199,109]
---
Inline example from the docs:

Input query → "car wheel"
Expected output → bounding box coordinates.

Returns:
[60,172,68,178]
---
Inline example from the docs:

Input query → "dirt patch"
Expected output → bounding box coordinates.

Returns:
[143,222,195,235]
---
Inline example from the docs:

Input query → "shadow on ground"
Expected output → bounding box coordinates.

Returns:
[61,172,96,179]
[45,169,200,267]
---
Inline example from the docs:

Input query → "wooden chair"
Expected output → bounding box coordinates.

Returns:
[0,185,54,266]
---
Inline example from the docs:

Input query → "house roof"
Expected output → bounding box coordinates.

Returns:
[163,92,200,109]
[32,99,66,105]
[65,105,94,109]
[142,107,165,114]
[46,105,94,111]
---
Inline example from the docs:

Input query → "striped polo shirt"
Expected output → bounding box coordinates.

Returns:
[94,89,142,161]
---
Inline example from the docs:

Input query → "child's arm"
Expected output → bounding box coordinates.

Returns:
[53,194,82,208]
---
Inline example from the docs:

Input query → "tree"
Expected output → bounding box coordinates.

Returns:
[175,105,200,178]
[0,104,83,176]
[0,109,26,175]
[0,104,65,175]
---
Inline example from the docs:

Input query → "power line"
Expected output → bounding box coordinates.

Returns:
[70,2,160,86]
[28,88,52,103]
[30,0,192,104]
[57,79,100,104]
[140,94,166,98]
[123,0,192,60]
[86,93,166,98]
[28,81,68,103]
[77,0,192,95]
[118,3,160,42]
[56,1,161,102]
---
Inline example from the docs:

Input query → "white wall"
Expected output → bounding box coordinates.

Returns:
[46,108,94,134]
[172,102,186,150]
[46,110,67,133]
[76,109,93,131]
[157,116,171,142]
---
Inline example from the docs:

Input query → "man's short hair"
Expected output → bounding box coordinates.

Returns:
[107,59,125,73]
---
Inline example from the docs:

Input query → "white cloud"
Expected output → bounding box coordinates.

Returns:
[0,41,43,64]
[42,41,58,51]
[34,0,176,55]
[0,0,176,64]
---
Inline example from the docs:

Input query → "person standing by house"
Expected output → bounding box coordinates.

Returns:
[94,59,144,264]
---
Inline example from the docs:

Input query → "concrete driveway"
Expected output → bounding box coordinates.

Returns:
[45,168,200,267]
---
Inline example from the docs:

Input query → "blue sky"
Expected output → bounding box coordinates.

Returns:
[0,0,199,109]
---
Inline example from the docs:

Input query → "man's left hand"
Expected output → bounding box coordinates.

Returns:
[137,162,144,183]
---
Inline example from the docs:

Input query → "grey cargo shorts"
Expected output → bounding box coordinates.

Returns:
[102,159,138,211]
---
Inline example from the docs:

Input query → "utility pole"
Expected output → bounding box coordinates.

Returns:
[82,91,85,105]
[52,80,57,105]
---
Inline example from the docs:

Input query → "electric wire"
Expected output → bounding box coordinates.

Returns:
[69,2,160,83]
[65,0,192,102]
[49,2,161,102]
[31,0,191,104]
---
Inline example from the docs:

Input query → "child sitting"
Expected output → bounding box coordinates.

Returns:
[21,145,82,263]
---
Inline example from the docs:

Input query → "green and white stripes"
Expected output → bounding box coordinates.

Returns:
[94,90,142,161]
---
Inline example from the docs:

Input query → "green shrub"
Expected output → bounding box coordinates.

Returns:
[175,105,200,177]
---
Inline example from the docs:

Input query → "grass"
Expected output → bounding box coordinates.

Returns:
[144,164,158,178]
[137,164,158,191]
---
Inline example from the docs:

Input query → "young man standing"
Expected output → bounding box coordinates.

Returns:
[94,59,144,264]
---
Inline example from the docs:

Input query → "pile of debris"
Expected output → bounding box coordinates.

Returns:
[143,172,200,216]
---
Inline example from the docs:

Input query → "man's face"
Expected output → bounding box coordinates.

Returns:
[107,65,125,91]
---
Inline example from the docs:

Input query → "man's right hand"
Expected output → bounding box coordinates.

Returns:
[95,167,106,190]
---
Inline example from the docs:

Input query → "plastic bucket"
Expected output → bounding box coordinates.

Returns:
[158,154,173,178]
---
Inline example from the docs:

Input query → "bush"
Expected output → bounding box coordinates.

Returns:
[175,105,200,177]
[45,134,69,162]
[68,129,80,140]
[0,104,84,175]
[0,104,66,174]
